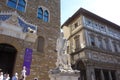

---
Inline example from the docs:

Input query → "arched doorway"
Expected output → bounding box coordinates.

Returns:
[72,59,87,80]
[0,43,17,77]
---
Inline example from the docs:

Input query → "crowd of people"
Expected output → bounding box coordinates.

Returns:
[0,66,26,80]
[0,72,18,80]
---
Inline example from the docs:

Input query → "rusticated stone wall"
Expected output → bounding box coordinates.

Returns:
[0,0,60,80]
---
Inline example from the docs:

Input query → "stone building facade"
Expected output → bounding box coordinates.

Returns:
[62,8,120,80]
[0,0,60,80]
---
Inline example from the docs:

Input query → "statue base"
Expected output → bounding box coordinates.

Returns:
[49,68,80,80]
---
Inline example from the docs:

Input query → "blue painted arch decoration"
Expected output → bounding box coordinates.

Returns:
[0,13,37,33]
[18,18,37,33]
[0,15,12,21]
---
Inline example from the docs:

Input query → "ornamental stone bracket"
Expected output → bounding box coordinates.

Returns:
[0,11,37,43]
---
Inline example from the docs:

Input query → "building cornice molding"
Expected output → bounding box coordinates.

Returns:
[61,8,120,30]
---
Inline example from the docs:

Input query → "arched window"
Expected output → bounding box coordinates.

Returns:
[37,36,45,52]
[7,0,17,8]
[17,0,26,12]
[90,35,96,47]
[37,8,43,19]
[7,0,26,12]
[44,10,49,22]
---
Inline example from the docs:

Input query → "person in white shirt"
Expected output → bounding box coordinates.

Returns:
[21,66,26,80]
[5,74,10,80]
[0,72,3,80]
[3,74,6,80]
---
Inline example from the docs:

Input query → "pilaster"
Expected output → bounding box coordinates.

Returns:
[86,66,96,80]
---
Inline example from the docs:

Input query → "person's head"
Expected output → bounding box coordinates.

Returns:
[23,66,26,70]
[3,74,6,77]
[15,73,18,76]
[6,74,9,77]
[0,72,3,75]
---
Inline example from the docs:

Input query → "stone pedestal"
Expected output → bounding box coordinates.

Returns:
[49,68,80,80]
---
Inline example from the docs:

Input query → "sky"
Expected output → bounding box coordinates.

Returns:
[61,0,120,26]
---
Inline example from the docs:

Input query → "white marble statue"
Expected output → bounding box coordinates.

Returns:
[56,32,72,72]
[49,32,80,80]
[21,66,26,80]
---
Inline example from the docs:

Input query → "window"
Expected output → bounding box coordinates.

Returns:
[74,22,78,28]
[44,10,49,22]
[93,22,99,30]
[17,0,26,12]
[85,19,92,26]
[100,25,106,32]
[98,38,103,49]
[7,0,26,12]
[87,20,91,25]
[37,7,49,22]
[74,35,80,51]
[104,39,111,51]
[7,0,17,8]
[109,28,115,36]
[113,42,118,52]
[37,36,45,52]
[90,35,96,47]
[71,24,75,30]
[38,8,43,19]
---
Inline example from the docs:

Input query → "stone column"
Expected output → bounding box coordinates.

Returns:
[108,71,112,80]
[100,70,105,80]
[86,66,96,80]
